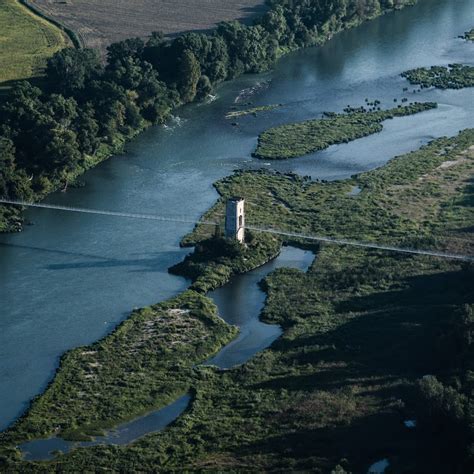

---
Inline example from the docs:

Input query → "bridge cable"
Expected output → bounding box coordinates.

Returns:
[2,199,472,262]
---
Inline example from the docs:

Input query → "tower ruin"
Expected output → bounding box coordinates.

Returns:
[225,197,245,243]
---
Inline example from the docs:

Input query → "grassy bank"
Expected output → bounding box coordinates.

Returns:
[402,64,474,89]
[194,129,474,257]
[1,129,471,472]
[253,102,437,160]
[0,0,69,86]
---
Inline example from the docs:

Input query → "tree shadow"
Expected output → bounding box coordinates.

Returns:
[255,267,473,394]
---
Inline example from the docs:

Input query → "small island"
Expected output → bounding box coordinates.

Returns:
[253,102,437,160]
[225,104,281,119]
[462,27,474,41]
[402,64,474,89]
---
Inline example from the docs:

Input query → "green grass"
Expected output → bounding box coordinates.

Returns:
[253,102,437,160]
[190,129,474,256]
[402,64,474,89]
[0,0,69,86]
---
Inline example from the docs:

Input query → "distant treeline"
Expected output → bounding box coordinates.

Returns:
[0,0,416,230]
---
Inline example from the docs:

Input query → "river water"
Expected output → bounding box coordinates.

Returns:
[0,0,473,432]
[19,246,314,460]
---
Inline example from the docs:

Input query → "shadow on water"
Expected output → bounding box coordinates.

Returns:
[0,243,188,273]
[18,246,315,461]
[0,242,120,263]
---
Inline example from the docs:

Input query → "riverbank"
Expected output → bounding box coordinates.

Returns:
[0,0,419,233]
[1,129,472,472]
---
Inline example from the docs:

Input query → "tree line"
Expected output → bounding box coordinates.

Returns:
[0,0,416,227]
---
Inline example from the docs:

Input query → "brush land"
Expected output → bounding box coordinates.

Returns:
[402,64,474,89]
[253,102,437,160]
[1,129,472,472]
[28,0,267,54]
[0,0,69,87]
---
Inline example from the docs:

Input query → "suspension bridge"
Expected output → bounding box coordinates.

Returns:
[1,198,473,262]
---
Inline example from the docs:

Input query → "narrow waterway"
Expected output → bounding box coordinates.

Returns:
[0,0,473,434]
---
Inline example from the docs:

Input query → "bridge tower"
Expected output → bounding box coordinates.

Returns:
[225,197,245,243]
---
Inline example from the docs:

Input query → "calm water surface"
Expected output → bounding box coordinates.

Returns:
[19,246,313,460]
[1,0,473,430]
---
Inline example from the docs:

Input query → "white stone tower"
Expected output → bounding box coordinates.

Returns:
[225,197,245,243]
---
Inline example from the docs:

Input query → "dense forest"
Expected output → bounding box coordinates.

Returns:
[0,0,416,230]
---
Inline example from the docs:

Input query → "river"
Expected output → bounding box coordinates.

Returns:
[19,246,314,460]
[1,0,473,432]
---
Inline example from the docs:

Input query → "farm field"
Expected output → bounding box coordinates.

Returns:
[0,0,69,86]
[29,0,267,53]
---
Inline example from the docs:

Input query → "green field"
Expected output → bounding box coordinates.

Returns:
[0,0,69,86]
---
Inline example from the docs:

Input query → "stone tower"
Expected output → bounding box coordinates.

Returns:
[225,197,245,243]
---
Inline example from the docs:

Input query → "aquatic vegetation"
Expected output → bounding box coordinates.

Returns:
[402,64,474,89]
[253,102,437,160]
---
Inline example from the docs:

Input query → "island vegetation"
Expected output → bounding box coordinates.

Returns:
[402,64,474,89]
[253,102,437,160]
[0,0,419,232]
[1,128,472,472]
[462,27,474,41]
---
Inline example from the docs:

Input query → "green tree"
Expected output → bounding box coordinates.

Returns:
[196,75,213,99]
[0,138,32,199]
[177,50,201,102]
[46,48,102,95]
